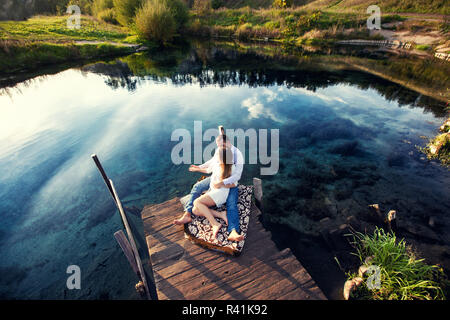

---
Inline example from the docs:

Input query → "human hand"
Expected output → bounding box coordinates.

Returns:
[213,180,224,189]
[189,165,201,172]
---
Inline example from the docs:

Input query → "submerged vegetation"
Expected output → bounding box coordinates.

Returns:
[347,228,448,300]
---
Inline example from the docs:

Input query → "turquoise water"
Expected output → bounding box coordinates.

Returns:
[0,44,449,299]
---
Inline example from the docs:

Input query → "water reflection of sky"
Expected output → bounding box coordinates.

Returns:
[0,67,448,299]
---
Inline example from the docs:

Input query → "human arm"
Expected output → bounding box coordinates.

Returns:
[211,181,237,189]
[189,165,209,174]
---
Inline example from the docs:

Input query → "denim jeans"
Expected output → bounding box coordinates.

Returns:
[184,177,241,234]
[184,177,211,215]
[225,186,240,234]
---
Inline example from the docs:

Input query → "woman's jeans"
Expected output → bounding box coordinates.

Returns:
[184,177,241,234]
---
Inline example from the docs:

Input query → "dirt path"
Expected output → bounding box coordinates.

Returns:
[74,40,141,48]
[374,13,449,46]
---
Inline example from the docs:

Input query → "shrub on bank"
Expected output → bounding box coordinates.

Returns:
[272,0,292,9]
[193,0,212,15]
[113,0,143,26]
[92,0,119,24]
[135,0,177,45]
[163,0,189,31]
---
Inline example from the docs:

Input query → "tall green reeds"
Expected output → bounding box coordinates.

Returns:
[347,227,447,300]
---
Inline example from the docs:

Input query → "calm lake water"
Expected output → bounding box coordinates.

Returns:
[0,41,449,299]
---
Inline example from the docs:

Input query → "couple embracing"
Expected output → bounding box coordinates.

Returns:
[173,127,245,242]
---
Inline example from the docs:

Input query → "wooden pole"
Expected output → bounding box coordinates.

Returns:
[253,177,263,211]
[91,154,116,203]
[91,154,151,299]
[110,179,151,300]
[91,154,126,230]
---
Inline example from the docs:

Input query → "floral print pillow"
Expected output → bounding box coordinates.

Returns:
[181,185,253,256]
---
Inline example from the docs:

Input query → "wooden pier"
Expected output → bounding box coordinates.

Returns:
[140,188,327,300]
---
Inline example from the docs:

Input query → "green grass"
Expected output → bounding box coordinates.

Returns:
[186,8,406,42]
[0,15,143,74]
[347,228,447,300]
[225,0,450,15]
[416,44,430,51]
[0,40,135,74]
[0,15,130,42]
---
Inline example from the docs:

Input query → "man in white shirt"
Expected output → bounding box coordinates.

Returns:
[173,131,244,241]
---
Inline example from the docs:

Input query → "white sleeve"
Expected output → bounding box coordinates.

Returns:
[199,149,217,172]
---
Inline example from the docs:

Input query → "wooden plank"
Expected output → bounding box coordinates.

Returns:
[140,193,327,300]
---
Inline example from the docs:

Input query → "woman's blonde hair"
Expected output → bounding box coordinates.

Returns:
[219,147,233,180]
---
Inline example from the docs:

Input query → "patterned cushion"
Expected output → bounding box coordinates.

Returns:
[181,185,253,256]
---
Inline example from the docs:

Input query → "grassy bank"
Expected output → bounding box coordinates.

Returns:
[0,40,136,74]
[0,15,135,43]
[347,228,448,300]
[0,15,142,74]
[218,0,449,15]
[185,8,401,43]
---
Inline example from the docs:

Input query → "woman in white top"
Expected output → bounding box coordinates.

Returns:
[192,147,237,240]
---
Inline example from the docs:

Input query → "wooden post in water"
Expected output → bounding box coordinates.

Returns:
[91,154,116,203]
[91,154,151,300]
[253,177,263,211]
[109,179,151,300]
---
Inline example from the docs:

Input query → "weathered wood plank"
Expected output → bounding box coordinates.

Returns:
[141,194,327,300]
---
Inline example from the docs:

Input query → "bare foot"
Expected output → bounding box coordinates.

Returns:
[212,209,228,226]
[227,229,244,242]
[211,223,222,240]
[173,212,192,225]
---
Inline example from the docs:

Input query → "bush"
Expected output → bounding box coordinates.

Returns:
[113,0,143,26]
[193,0,212,15]
[211,0,223,9]
[67,0,93,15]
[92,0,114,15]
[135,0,176,45]
[161,0,189,30]
[236,23,252,40]
[272,0,292,9]
[97,8,119,24]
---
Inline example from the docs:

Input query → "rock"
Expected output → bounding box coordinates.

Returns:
[387,152,407,167]
[401,222,440,242]
[328,141,359,156]
[343,277,364,300]
[428,216,436,228]
[346,215,361,231]
[358,265,368,277]
[368,204,383,223]
[364,256,374,265]
[439,118,450,133]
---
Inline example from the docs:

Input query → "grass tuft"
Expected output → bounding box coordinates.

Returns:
[347,227,448,300]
